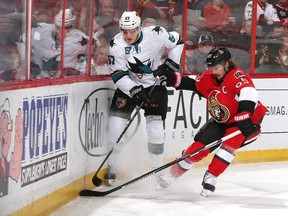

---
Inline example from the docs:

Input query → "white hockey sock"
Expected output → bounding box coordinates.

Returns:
[107,116,127,169]
[148,142,164,169]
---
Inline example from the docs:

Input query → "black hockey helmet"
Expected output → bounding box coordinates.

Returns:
[206,47,231,68]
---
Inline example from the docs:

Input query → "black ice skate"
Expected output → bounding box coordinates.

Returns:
[200,170,217,197]
[104,166,119,186]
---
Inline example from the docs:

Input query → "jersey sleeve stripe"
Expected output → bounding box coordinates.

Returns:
[111,70,129,83]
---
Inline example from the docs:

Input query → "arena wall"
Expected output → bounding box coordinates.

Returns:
[0,78,287,216]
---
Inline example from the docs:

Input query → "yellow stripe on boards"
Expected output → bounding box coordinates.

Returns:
[10,149,288,216]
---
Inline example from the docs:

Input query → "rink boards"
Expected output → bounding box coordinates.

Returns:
[0,78,287,216]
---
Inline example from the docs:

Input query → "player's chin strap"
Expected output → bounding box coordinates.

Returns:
[80,130,241,197]
[91,78,160,187]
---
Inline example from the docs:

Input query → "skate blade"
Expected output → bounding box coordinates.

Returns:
[200,189,211,197]
[156,184,166,191]
[105,179,117,186]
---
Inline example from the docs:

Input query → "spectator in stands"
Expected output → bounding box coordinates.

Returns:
[95,33,109,47]
[68,0,91,34]
[173,0,207,43]
[18,8,92,78]
[173,0,208,42]
[95,0,120,41]
[33,0,59,23]
[142,17,157,27]
[188,33,215,73]
[185,40,196,74]
[203,0,237,38]
[0,0,22,81]
[136,0,175,30]
[255,23,287,69]
[93,45,109,75]
[257,23,286,57]
[273,36,288,71]
[273,0,288,31]
[236,18,253,51]
[244,0,280,35]
[268,22,287,37]
[274,0,288,20]
[256,36,288,73]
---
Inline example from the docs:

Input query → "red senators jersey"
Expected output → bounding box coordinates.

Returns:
[194,68,259,124]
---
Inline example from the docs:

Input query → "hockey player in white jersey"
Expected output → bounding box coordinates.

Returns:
[18,8,92,78]
[104,11,184,185]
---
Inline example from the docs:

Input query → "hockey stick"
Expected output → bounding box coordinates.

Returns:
[92,79,159,186]
[81,129,241,196]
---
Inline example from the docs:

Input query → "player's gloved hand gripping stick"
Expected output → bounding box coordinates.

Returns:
[91,78,159,187]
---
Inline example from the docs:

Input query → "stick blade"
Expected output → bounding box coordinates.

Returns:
[79,189,108,197]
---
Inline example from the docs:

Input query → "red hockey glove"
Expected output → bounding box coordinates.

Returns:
[158,71,182,87]
[234,112,257,138]
[153,58,181,87]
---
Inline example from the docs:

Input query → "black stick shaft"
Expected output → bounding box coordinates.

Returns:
[80,130,241,196]
[92,80,158,182]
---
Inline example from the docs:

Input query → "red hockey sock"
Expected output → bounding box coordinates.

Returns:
[208,145,235,177]
[170,163,187,177]
[208,156,230,177]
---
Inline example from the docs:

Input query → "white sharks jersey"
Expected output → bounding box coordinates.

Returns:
[19,22,88,77]
[108,25,184,96]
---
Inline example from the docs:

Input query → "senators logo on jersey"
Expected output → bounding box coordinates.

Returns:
[208,90,237,123]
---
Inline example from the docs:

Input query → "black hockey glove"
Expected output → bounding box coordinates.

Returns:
[234,112,257,138]
[130,85,151,109]
[153,58,181,87]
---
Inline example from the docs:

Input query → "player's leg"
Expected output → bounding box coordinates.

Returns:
[157,119,227,189]
[146,115,164,171]
[201,105,266,195]
[201,125,262,197]
[105,89,135,185]
[144,86,168,182]
[200,126,244,196]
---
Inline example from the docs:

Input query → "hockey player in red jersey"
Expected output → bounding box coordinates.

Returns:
[154,47,268,197]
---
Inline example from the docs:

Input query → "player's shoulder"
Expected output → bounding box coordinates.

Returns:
[70,29,88,38]
[229,68,249,79]
[33,22,54,32]
[109,33,124,47]
[142,25,168,36]
[67,29,88,42]
[225,68,252,87]
[195,69,212,82]
[108,33,126,53]
[31,23,54,40]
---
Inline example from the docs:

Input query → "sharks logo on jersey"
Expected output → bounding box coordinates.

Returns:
[152,26,163,34]
[110,39,116,47]
[128,57,153,79]
[79,37,88,46]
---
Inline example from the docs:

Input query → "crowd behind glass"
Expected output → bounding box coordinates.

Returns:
[1,0,287,82]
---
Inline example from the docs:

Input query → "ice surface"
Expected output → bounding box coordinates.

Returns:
[50,162,288,216]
